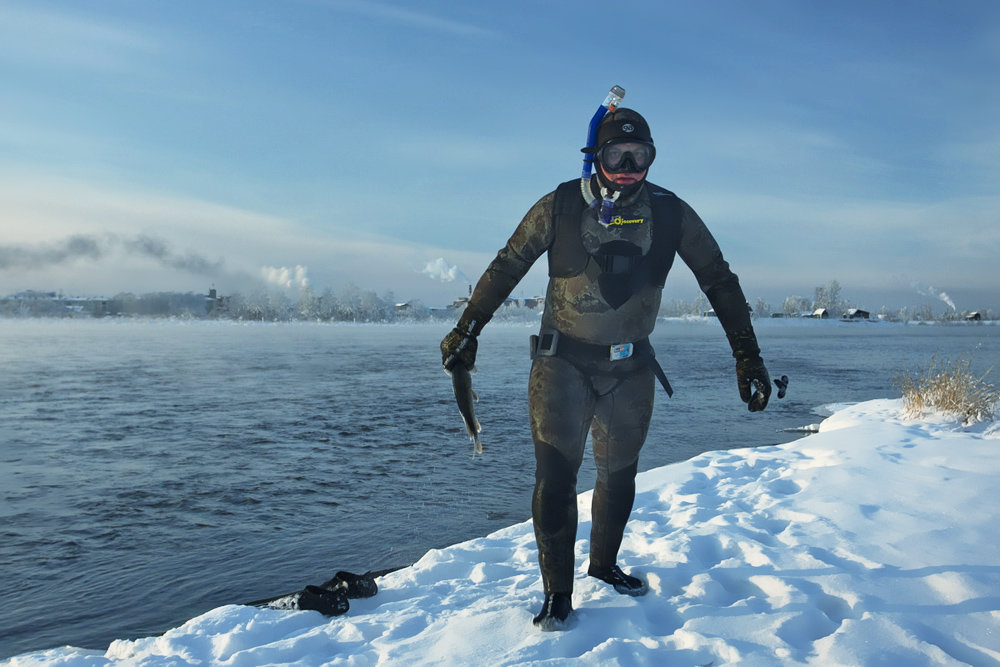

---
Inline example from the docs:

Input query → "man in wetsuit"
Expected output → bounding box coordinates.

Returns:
[441,108,771,630]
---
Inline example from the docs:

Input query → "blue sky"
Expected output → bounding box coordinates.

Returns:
[1,0,998,313]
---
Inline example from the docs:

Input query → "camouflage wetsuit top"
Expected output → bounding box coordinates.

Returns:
[467,178,752,341]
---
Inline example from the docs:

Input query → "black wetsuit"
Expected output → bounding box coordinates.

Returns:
[462,176,754,594]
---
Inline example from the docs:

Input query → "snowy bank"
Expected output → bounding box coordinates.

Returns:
[8,400,1000,666]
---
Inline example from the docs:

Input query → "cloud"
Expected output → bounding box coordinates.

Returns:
[0,3,159,70]
[0,172,499,301]
[318,0,497,38]
[384,134,525,170]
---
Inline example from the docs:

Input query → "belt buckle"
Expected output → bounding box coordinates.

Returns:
[532,329,559,357]
[609,342,633,361]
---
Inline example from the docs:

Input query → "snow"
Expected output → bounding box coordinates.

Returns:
[8,400,1000,666]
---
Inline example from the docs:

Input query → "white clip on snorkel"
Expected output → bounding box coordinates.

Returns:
[581,85,625,227]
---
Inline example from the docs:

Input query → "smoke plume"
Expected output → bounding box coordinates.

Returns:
[0,233,223,275]
[261,265,309,289]
[912,282,957,311]
[422,257,470,284]
[125,235,223,274]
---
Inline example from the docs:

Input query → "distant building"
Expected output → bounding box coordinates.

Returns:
[1,290,108,317]
[842,308,870,320]
[206,287,229,315]
[810,308,830,319]
[966,311,982,321]
[704,302,751,318]
[13,290,58,300]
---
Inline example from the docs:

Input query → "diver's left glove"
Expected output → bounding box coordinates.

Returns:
[727,327,771,412]
[441,306,490,372]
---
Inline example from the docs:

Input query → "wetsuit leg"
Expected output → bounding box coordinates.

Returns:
[588,367,655,571]
[529,355,594,594]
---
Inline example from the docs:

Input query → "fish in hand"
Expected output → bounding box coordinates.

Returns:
[449,364,483,455]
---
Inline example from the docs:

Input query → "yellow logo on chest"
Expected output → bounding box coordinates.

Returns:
[608,215,645,226]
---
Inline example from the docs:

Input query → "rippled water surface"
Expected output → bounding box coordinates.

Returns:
[2,318,998,657]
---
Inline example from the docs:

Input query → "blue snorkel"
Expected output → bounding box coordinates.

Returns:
[581,85,625,225]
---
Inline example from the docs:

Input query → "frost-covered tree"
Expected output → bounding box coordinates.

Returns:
[227,288,292,321]
[752,298,772,318]
[313,287,337,321]
[359,289,390,321]
[912,304,934,322]
[692,292,710,316]
[783,295,811,316]
[813,280,845,317]
[295,286,320,320]
[659,299,688,317]
[335,282,362,321]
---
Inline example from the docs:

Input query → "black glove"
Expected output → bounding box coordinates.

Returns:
[441,326,478,372]
[727,327,771,412]
[441,306,489,372]
[737,356,771,412]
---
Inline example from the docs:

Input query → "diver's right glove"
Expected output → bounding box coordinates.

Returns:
[726,326,771,412]
[440,307,489,372]
[441,326,478,372]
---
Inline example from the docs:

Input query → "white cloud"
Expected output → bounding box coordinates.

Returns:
[0,3,159,70]
[384,134,525,170]
[319,0,497,38]
[0,173,497,303]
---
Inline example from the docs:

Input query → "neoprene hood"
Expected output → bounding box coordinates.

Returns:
[596,108,653,148]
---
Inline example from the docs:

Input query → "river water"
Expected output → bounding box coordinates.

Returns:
[2,317,998,658]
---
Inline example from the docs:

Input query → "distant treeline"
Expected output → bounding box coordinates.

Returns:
[0,285,448,323]
[661,280,995,323]
[1,280,995,323]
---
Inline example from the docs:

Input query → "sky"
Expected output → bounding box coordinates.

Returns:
[1,0,998,313]
[11,398,1000,664]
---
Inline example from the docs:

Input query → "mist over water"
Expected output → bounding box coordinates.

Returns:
[1,318,998,658]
